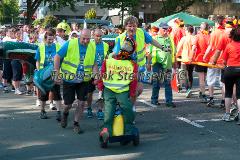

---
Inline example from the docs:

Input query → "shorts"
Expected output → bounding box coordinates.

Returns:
[0,59,3,70]
[38,84,62,101]
[11,60,23,81]
[206,68,221,86]
[63,81,89,105]
[195,65,208,73]
[88,78,96,93]
[224,66,240,99]
[2,60,13,82]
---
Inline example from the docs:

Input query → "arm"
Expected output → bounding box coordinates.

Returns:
[112,38,121,55]
[53,54,61,82]
[54,54,61,72]
[203,45,212,62]
[53,41,69,73]
[36,61,40,70]
[92,63,99,80]
[209,49,221,64]
[190,37,197,63]
[151,39,164,51]
[147,45,152,71]
[35,47,40,70]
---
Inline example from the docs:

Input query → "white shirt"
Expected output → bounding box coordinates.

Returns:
[38,33,45,43]
[56,36,66,46]
[2,36,16,42]
[23,32,29,43]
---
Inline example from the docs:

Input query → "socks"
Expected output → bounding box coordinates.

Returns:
[55,100,61,111]
[133,105,136,112]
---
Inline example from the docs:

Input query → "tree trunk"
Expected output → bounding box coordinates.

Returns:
[26,0,33,24]
[121,4,124,26]
[26,0,42,25]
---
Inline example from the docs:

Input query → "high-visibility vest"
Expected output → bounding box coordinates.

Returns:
[151,36,173,69]
[61,38,96,82]
[103,59,134,93]
[39,43,61,69]
[116,28,146,66]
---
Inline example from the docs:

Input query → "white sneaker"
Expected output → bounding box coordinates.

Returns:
[49,103,57,110]
[15,88,23,95]
[36,99,41,107]
[3,86,10,93]
[222,113,233,122]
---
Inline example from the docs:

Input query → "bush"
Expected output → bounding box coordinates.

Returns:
[32,18,44,27]
[85,8,96,19]
[42,15,59,28]
[32,15,59,28]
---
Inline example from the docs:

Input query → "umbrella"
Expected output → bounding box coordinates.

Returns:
[152,12,214,27]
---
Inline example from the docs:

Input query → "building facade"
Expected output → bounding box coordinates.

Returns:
[188,1,240,18]
[50,0,109,20]
[19,0,109,20]
[133,0,240,24]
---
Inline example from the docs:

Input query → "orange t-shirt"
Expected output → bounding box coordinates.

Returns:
[216,34,231,64]
[193,32,210,62]
[222,41,240,67]
[173,28,186,46]
[205,28,225,62]
[177,34,195,63]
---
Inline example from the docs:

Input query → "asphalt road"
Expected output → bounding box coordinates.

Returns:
[0,82,240,160]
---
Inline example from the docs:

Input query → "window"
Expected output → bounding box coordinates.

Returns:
[232,0,240,3]
[84,0,97,4]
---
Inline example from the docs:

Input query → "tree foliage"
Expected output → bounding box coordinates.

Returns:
[0,0,19,24]
[32,18,43,27]
[85,8,97,19]
[32,15,58,28]
[97,0,139,25]
[161,0,195,17]
[42,15,58,28]
[26,0,77,24]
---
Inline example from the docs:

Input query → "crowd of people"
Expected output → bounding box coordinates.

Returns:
[0,15,240,139]
[146,15,240,124]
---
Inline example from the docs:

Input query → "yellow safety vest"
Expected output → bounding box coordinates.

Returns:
[39,43,61,69]
[116,28,146,66]
[103,59,134,93]
[61,38,96,82]
[150,36,174,69]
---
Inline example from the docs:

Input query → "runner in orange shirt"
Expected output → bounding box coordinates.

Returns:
[172,18,186,92]
[176,25,195,98]
[203,16,231,107]
[221,27,240,122]
[172,18,186,47]
[192,22,210,103]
